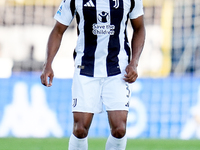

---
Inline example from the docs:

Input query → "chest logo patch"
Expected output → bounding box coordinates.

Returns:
[98,11,109,23]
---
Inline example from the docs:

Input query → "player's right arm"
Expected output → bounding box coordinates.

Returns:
[40,21,68,87]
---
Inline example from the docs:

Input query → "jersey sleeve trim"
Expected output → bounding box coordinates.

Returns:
[54,0,75,26]
[129,0,144,19]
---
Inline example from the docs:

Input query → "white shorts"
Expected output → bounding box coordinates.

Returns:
[71,73,131,113]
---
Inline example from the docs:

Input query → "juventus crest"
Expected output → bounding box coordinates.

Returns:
[113,0,119,9]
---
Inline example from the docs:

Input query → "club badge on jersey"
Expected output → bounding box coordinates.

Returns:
[113,0,120,9]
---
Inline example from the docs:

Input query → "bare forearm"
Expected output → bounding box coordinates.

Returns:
[129,15,145,67]
[123,16,145,83]
[44,22,68,67]
[41,22,68,87]
[44,29,63,67]
[130,25,145,67]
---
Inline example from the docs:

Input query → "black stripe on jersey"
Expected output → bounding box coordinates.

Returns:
[106,0,124,76]
[76,13,80,25]
[80,0,97,77]
[70,0,76,16]
[125,0,135,63]
[124,16,131,63]
[130,0,135,12]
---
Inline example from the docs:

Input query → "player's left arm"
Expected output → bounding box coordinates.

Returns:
[124,15,145,83]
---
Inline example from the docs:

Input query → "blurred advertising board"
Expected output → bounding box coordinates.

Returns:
[0,73,200,139]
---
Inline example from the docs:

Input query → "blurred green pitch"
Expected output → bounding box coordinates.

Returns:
[0,138,200,150]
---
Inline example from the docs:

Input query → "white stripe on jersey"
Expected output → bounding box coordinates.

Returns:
[94,0,110,77]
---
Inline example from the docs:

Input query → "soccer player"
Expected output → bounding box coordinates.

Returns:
[40,0,145,149]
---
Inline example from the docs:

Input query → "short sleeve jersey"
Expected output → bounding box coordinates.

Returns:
[54,0,144,77]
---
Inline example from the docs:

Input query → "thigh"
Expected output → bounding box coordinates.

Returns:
[73,112,94,137]
[107,110,128,130]
[107,110,128,137]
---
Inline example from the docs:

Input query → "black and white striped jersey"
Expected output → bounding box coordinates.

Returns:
[54,0,144,77]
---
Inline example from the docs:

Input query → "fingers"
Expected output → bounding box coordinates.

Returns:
[123,67,138,83]
[40,74,47,86]
[124,73,138,83]
[40,72,54,87]
[48,74,53,87]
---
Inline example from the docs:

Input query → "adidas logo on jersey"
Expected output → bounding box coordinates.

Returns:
[84,0,95,7]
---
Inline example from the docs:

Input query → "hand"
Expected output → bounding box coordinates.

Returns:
[123,64,138,83]
[40,65,54,87]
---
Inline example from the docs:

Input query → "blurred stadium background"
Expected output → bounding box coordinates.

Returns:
[0,0,200,142]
